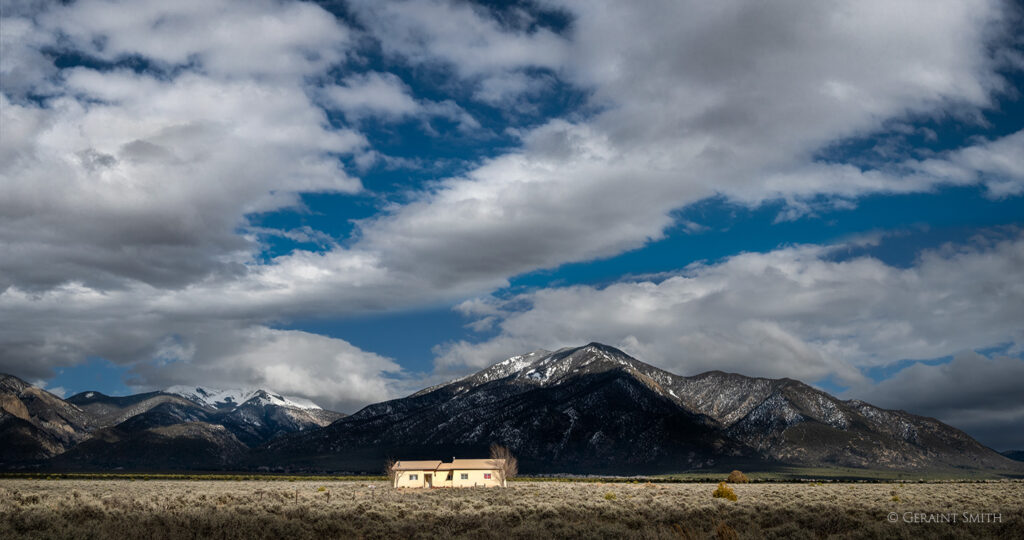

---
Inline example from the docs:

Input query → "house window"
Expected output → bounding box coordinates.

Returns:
[460,473,469,480]
[410,474,418,480]
[484,473,492,479]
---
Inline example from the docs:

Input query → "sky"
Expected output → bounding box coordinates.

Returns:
[1,0,1023,450]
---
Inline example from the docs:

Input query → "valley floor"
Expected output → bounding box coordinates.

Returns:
[1,479,1021,539]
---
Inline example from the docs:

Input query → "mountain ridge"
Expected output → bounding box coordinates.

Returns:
[1,374,343,469]
[254,343,1019,474]
[163,386,321,411]
[1,374,92,464]
[1003,450,1024,462]
[2,344,1020,474]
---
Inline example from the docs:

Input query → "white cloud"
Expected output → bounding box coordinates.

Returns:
[40,0,349,79]
[322,71,480,130]
[355,120,695,288]
[323,72,422,118]
[0,75,364,290]
[0,276,417,411]
[436,231,1024,387]
[0,1,439,410]
[45,386,67,398]
[1,0,1022,414]
[349,0,568,79]
[0,1,365,291]
[912,129,1024,197]
[472,71,553,107]
[129,327,408,412]
[0,8,60,99]
[336,0,1021,303]
[0,0,414,409]
[5,0,1018,300]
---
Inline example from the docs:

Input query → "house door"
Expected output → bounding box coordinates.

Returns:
[425,474,432,488]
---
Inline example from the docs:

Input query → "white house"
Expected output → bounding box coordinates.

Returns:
[391,458,507,488]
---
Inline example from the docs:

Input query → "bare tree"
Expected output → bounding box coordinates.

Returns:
[384,457,398,487]
[489,443,518,487]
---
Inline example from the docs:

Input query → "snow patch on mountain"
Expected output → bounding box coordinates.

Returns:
[479,349,552,382]
[165,386,321,410]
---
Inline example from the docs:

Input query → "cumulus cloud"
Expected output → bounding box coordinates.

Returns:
[436,231,1024,386]
[348,0,569,89]
[342,0,1021,297]
[323,72,422,118]
[39,0,348,79]
[5,0,1018,299]
[1,0,364,291]
[322,71,479,130]
[0,242,502,409]
[1,0,1022,413]
[0,278,415,411]
[129,327,408,412]
[912,129,1024,197]
[0,0,401,409]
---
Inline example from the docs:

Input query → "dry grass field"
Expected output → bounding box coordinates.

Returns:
[1,478,1021,539]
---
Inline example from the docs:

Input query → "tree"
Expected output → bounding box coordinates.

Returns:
[489,443,518,487]
[726,470,749,483]
[384,457,398,487]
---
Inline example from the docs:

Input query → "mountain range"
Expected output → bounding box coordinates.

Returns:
[2,343,1021,475]
[0,378,342,470]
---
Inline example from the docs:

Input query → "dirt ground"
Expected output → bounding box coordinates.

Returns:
[1,479,1021,538]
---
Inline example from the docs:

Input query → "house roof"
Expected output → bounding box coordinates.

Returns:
[392,460,442,471]
[391,458,507,471]
[436,458,505,471]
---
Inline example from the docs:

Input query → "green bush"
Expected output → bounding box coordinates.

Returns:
[604,492,616,501]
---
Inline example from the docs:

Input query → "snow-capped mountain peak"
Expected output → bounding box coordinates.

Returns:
[164,386,321,411]
[436,342,663,396]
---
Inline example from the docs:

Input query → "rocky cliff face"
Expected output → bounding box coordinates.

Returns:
[0,374,91,465]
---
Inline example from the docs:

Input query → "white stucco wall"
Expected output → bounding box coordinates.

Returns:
[394,468,505,488]
[394,470,430,488]
[451,469,503,488]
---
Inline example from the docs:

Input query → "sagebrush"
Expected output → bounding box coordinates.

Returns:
[0,479,1021,539]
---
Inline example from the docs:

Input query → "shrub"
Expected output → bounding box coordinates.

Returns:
[715,522,739,540]
[726,470,749,483]
[712,482,737,501]
[672,523,697,540]
[604,492,616,501]
[317,486,327,492]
